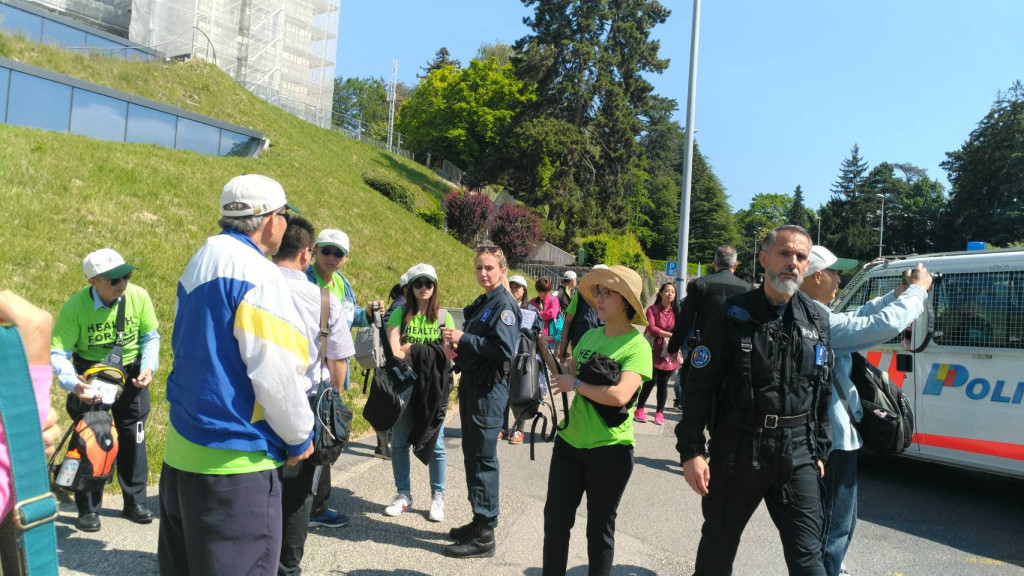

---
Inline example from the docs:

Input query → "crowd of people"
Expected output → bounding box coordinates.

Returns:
[0,173,937,575]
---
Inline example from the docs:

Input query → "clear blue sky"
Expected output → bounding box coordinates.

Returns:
[335,1,1024,214]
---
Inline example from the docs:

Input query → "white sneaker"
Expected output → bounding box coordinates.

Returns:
[385,493,412,517]
[428,491,445,522]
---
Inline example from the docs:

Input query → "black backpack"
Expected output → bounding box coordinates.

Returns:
[310,287,353,466]
[508,326,543,423]
[834,352,915,455]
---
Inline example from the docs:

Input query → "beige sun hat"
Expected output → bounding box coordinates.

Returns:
[579,265,648,326]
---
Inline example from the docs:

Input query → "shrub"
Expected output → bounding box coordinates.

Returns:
[416,208,445,230]
[361,171,415,212]
[491,204,541,268]
[444,190,493,245]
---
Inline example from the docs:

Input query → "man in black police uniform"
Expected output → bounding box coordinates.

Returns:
[668,245,751,406]
[676,225,832,575]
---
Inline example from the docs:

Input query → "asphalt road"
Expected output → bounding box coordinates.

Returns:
[56,399,1024,575]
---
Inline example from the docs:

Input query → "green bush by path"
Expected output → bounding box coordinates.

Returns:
[0,34,486,484]
[361,171,417,212]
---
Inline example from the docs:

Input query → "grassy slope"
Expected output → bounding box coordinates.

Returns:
[0,34,483,482]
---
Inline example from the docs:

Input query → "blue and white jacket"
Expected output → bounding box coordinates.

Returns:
[815,285,927,452]
[166,229,313,461]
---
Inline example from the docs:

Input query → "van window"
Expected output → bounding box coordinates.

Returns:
[839,275,905,344]
[933,271,1024,349]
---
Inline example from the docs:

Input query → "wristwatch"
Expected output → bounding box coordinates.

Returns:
[572,378,581,391]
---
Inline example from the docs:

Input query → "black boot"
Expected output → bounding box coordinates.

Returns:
[448,520,477,542]
[443,524,495,558]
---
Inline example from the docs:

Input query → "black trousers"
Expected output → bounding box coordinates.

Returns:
[279,459,325,576]
[458,368,507,527]
[542,436,634,576]
[637,368,674,413]
[65,381,150,515]
[694,433,825,576]
[158,463,283,576]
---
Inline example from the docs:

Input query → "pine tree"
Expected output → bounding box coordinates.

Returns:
[831,144,868,200]
[787,185,811,230]
[419,47,461,77]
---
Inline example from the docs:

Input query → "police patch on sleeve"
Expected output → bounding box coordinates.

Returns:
[500,310,516,326]
[691,345,711,369]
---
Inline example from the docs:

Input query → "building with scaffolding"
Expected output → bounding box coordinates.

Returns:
[17,0,339,127]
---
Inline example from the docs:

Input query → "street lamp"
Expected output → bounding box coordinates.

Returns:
[877,193,886,258]
[751,228,761,279]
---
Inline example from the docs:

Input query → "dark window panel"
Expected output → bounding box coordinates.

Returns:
[0,68,9,123]
[0,5,43,42]
[7,71,72,133]
[70,88,127,142]
[125,104,176,148]
[220,130,259,157]
[176,117,220,155]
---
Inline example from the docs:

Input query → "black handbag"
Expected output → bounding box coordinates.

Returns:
[310,287,352,465]
[361,305,410,431]
[578,354,637,428]
[833,352,915,455]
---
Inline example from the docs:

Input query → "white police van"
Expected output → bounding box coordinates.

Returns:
[832,247,1024,478]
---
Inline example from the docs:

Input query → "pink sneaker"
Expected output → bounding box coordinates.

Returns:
[634,407,648,423]
[654,412,665,425]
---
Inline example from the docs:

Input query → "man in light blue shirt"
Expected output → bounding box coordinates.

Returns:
[800,246,932,576]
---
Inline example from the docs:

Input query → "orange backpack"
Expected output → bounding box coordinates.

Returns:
[50,410,119,492]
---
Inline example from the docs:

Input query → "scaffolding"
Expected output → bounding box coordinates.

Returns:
[129,0,338,127]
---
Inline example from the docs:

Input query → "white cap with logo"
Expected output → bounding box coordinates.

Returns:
[316,229,350,254]
[220,174,298,217]
[83,248,135,280]
[509,275,528,288]
[804,245,859,277]
[405,263,438,285]
[562,271,577,282]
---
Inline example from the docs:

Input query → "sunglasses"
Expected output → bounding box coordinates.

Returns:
[319,246,345,258]
[590,286,615,300]
[475,244,500,254]
[413,279,435,290]
[109,273,132,286]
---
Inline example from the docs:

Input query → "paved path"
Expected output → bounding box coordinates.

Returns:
[56,402,1024,575]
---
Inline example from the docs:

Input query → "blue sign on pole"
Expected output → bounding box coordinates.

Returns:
[666,261,678,277]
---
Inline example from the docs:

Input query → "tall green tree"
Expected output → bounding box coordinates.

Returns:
[941,80,1024,247]
[420,47,461,77]
[787,185,812,230]
[476,41,515,68]
[822,144,878,260]
[331,76,388,135]
[398,59,535,184]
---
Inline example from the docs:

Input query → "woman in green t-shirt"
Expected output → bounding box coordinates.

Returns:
[382,263,454,523]
[540,265,653,576]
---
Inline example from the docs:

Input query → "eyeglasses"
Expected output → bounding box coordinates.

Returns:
[591,286,615,300]
[413,279,435,290]
[109,273,132,286]
[476,244,500,254]
[319,246,345,258]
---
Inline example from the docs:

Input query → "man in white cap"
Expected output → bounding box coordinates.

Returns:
[51,248,160,532]
[556,270,577,313]
[800,246,932,576]
[159,174,313,576]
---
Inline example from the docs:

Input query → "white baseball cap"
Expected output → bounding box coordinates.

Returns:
[562,271,577,282]
[509,275,528,288]
[220,174,298,217]
[316,229,350,254]
[83,248,135,280]
[405,263,437,285]
[399,273,410,287]
[805,245,859,277]
[592,264,610,270]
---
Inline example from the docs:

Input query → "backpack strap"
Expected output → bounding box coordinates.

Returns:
[318,287,330,384]
[0,327,59,575]
[99,298,127,373]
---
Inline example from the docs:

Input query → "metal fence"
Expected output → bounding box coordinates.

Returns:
[522,262,660,308]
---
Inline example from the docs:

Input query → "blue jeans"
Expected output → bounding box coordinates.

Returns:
[821,449,858,576]
[391,400,446,495]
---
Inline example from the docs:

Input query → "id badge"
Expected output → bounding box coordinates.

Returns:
[814,344,827,367]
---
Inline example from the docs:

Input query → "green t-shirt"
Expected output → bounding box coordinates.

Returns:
[163,422,280,474]
[311,267,346,304]
[566,292,580,315]
[558,326,653,449]
[51,284,158,363]
[387,305,455,344]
